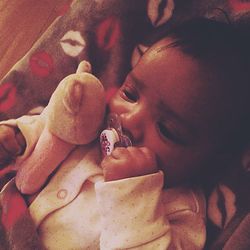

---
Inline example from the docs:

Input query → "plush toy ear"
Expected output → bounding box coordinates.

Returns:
[76,60,92,74]
[46,70,105,145]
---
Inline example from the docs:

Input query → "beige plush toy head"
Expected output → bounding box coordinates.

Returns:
[46,62,106,145]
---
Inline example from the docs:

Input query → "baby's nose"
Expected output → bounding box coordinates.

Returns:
[120,112,144,144]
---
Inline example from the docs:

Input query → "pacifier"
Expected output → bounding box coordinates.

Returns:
[100,113,132,156]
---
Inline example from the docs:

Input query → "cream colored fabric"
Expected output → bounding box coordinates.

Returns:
[1,116,206,249]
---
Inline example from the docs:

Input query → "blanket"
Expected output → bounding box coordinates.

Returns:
[0,1,250,249]
[0,179,43,250]
[0,0,236,120]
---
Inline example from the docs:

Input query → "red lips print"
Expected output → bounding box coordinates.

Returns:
[0,82,17,112]
[96,16,121,51]
[229,0,250,12]
[29,51,54,77]
[1,187,27,230]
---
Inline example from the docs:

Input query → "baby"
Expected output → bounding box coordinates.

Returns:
[0,18,250,249]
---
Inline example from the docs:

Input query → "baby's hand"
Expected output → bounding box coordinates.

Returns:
[0,125,26,167]
[101,146,158,181]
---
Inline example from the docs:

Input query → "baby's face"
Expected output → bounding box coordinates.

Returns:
[109,38,232,186]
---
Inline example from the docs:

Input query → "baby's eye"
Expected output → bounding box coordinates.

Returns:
[121,84,139,103]
[157,122,183,144]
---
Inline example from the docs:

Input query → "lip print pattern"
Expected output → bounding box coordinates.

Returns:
[29,51,54,77]
[147,0,175,27]
[1,185,27,230]
[229,0,250,12]
[242,149,250,172]
[60,30,86,57]
[0,82,17,112]
[96,16,121,51]
[208,184,236,229]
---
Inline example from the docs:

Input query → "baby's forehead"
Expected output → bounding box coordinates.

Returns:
[137,43,234,108]
[140,37,189,68]
[147,37,176,55]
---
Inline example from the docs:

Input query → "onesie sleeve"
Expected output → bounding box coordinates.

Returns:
[95,171,170,250]
[95,171,206,250]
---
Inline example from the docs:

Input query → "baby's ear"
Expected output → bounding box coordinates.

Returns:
[76,60,92,74]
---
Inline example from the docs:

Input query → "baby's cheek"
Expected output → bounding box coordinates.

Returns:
[108,95,126,115]
[153,147,189,186]
[106,87,119,104]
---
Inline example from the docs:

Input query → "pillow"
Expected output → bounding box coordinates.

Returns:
[1,0,250,248]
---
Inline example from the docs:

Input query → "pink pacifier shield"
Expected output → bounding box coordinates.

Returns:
[100,129,119,156]
[100,113,132,156]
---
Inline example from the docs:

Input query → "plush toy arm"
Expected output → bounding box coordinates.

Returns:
[0,124,26,167]
[15,127,74,194]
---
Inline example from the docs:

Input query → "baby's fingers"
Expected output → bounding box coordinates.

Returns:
[0,125,25,166]
[101,147,158,181]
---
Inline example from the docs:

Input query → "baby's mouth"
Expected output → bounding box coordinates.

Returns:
[100,113,132,156]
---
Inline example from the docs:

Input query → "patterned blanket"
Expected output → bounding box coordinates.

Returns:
[0,0,250,249]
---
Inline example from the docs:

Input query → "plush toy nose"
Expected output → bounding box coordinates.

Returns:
[76,60,92,74]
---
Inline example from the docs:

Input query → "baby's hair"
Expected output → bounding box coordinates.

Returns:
[158,18,250,72]
[158,18,250,153]
[156,18,250,186]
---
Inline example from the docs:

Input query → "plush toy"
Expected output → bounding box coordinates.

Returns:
[15,61,106,194]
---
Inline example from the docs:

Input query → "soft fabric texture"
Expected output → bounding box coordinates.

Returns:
[1,0,248,121]
[1,1,250,248]
[0,174,206,250]
[0,115,206,249]
[14,63,106,195]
